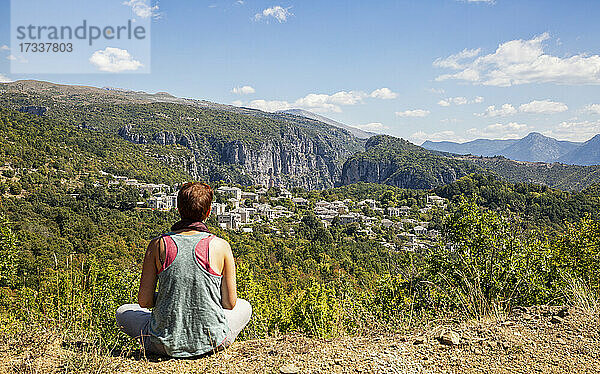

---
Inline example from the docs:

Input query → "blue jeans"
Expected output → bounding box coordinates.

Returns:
[115,299,252,355]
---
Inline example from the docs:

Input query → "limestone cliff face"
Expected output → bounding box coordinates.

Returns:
[340,135,481,189]
[341,159,463,189]
[119,124,360,189]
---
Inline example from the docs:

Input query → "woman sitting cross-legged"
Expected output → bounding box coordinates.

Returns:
[116,182,252,357]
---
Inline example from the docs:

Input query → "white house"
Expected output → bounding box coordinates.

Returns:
[427,195,445,206]
[414,225,427,236]
[217,186,242,201]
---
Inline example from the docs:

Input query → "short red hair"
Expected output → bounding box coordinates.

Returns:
[177,182,213,221]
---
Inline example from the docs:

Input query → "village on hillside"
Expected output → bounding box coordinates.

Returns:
[124,176,449,252]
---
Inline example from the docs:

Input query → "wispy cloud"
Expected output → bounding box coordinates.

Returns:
[583,104,600,115]
[544,119,600,142]
[254,6,293,23]
[428,87,445,94]
[231,85,256,95]
[411,130,466,144]
[519,100,568,114]
[233,87,398,113]
[89,47,143,72]
[467,122,531,139]
[0,45,9,51]
[475,100,568,117]
[434,33,600,86]
[122,0,160,19]
[355,122,389,131]
[0,73,12,83]
[438,96,483,106]
[395,109,430,117]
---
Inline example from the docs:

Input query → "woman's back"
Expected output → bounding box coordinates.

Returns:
[149,231,228,357]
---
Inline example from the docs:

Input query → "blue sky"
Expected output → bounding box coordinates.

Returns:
[1,0,600,143]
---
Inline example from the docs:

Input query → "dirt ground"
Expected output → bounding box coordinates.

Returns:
[2,305,599,373]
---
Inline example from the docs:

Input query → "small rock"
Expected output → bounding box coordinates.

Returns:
[334,358,343,365]
[557,307,569,318]
[439,331,461,346]
[557,338,567,344]
[280,364,300,374]
[551,315,565,324]
[501,321,515,327]
[413,336,426,345]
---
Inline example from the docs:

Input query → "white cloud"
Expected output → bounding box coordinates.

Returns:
[475,104,518,117]
[428,87,445,94]
[544,119,600,142]
[0,73,12,83]
[254,6,292,23]
[369,87,398,99]
[89,47,143,73]
[6,54,16,61]
[461,0,496,3]
[236,0,244,4]
[239,99,292,112]
[434,32,600,86]
[519,100,568,114]
[354,122,389,131]
[475,99,568,117]
[438,96,483,106]
[0,45,9,51]
[122,0,160,19]
[395,109,430,117]
[232,85,255,95]
[233,87,393,113]
[440,118,461,124]
[583,104,600,115]
[433,48,481,69]
[467,122,531,139]
[295,91,366,113]
[411,130,466,144]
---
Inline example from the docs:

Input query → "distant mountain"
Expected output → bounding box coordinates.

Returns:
[559,134,600,166]
[422,139,518,157]
[422,132,583,164]
[500,132,580,163]
[277,109,375,139]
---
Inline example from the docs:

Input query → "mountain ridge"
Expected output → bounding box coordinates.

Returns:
[277,109,375,139]
[3,80,600,190]
[422,132,596,165]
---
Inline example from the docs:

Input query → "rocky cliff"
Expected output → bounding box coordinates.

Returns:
[341,135,482,189]
[118,121,360,189]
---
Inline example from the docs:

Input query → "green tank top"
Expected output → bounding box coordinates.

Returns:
[148,232,229,357]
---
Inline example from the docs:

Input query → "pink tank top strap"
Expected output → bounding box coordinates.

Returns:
[194,235,222,276]
[157,234,178,274]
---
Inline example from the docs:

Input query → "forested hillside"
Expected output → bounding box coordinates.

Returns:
[0,81,363,189]
[3,80,600,191]
[1,100,600,371]
[341,135,485,189]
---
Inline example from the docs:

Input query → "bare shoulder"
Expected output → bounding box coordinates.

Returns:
[147,236,161,252]
[210,236,232,254]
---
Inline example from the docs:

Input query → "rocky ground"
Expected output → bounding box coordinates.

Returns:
[2,305,600,373]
